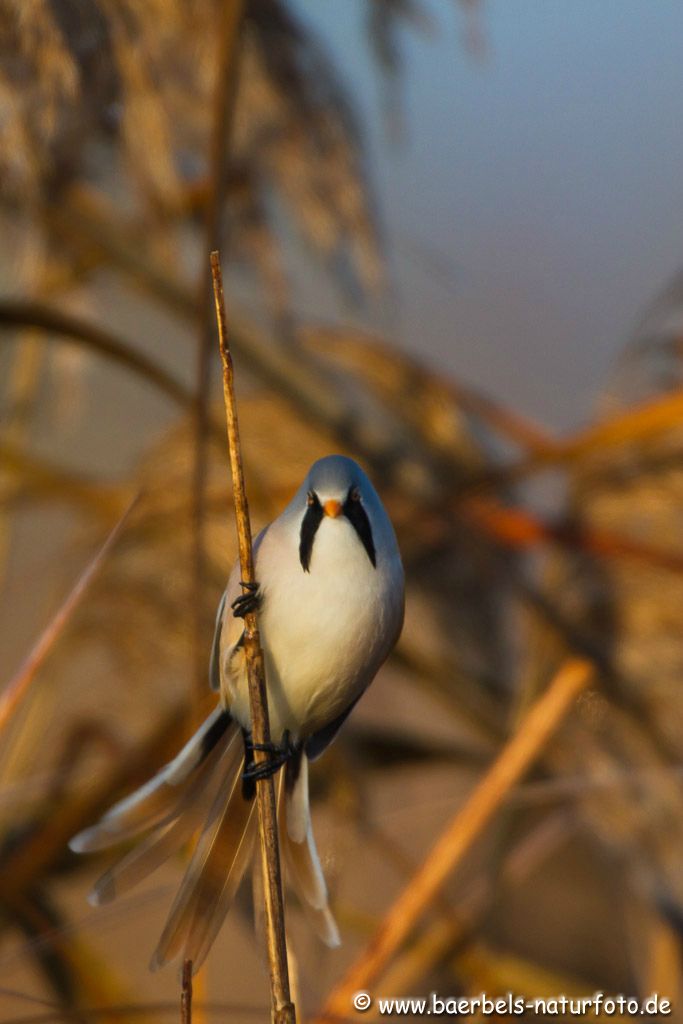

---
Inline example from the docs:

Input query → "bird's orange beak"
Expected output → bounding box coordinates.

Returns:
[323,499,342,518]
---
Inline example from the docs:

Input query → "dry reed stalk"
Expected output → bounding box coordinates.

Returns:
[370,810,572,1013]
[461,496,683,574]
[181,960,192,1024]
[211,250,295,1024]
[508,386,683,478]
[0,300,194,410]
[303,326,554,456]
[0,493,138,738]
[316,659,592,1023]
[191,0,246,711]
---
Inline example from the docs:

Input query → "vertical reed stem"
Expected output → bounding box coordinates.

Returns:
[181,959,193,1024]
[211,250,295,1024]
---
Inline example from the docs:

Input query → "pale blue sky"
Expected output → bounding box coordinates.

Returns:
[291,1,683,430]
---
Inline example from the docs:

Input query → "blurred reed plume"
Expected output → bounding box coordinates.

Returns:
[0,0,382,299]
[2,1,683,1022]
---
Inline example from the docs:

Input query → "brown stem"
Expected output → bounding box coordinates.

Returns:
[0,300,193,410]
[211,251,295,1024]
[181,960,192,1024]
[315,658,592,1023]
[371,810,572,1013]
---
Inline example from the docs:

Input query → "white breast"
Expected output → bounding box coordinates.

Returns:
[222,510,404,742]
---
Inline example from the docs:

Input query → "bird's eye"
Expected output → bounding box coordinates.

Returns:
[350,486,361,502]
[307,490,317,507]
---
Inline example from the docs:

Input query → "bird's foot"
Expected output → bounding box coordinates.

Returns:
[242,732,295,788]
[231,581,261,619]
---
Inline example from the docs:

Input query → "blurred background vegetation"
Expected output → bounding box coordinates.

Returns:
[2,1,683,1021]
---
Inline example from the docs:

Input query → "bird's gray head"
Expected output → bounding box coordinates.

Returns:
[294,455,384,573]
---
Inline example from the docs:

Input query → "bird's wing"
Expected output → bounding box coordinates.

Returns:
[209,525,270,692]
[208,590,227,692]
[304,693,362,762]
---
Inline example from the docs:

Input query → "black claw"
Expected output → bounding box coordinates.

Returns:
[231,582,261,619]
[242,758,285,782]
[241,731,296,798]
[249,741,283,754]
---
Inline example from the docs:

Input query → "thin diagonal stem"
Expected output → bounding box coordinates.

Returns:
[316,659,592,1022]
[0,494,138,738]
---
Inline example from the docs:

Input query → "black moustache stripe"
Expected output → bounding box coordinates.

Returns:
[343,493,376,568]
[299,498,324,572]
[299,489,377,572]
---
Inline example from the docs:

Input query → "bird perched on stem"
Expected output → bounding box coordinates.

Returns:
[70,455,405,972]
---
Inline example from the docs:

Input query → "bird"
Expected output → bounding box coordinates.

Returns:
[69,454,405,973]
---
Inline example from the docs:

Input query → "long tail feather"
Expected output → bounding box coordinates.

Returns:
[286,823,328,912]
[89,731,239,906]
[70,708,233,853]
[184,800,257,970]
[150,744,255,973]
[283,756,341,948]
[286,825,341,948]
[77,717,341,973]
[286,754,311,845]
[299,902,341,949]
